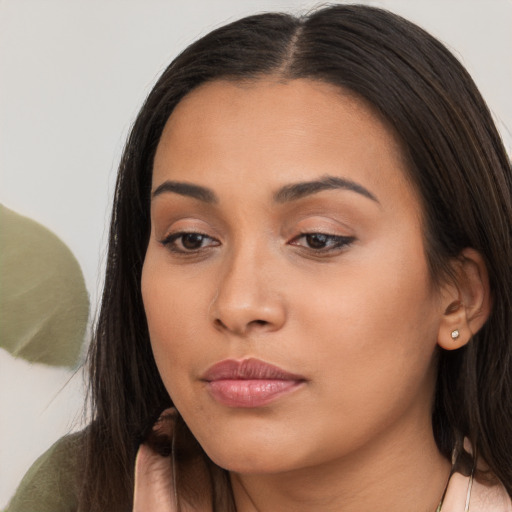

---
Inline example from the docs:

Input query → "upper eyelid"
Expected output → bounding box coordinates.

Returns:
[159,232,221,256]
[160,230,218,243]
[160,230,354,251]
[153,209,354,235]
[160,229,347,239]
[290,233,355,245]
[159,227,351,240]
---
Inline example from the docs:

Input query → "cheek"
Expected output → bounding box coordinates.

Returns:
[141,253,206,391]
[301,234,437,336]
[298,236,441,394]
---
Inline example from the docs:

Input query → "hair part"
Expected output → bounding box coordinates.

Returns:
[80,5,512,510]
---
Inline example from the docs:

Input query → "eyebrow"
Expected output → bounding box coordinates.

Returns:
[151,175,379,205]
[274,175,379,204]
[152,181,218,203]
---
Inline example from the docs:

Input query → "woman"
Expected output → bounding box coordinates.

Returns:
[8,4,512,512]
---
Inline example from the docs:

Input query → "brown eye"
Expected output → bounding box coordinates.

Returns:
[160,232,220,253]
[182,233,207,250]
[305,234,329,249]
[290,233,355,253]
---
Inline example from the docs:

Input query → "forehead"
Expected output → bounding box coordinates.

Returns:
[152,78,414,206]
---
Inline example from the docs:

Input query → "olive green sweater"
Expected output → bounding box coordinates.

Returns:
[6,434,82,512]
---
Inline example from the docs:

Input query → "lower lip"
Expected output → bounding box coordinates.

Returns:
[206,379,304,408]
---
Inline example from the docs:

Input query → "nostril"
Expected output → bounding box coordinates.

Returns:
[213,317,269,333]
[214,318,227,329]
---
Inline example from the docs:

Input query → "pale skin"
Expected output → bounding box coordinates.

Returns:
[135,78,491,511]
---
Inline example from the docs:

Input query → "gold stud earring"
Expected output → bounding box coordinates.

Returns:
[451,329,460,340]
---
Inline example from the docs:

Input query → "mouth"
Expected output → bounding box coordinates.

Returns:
[201,358,306,408]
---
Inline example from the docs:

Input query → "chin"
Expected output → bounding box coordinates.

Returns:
[195,430,309,475]
[207,449,291,475]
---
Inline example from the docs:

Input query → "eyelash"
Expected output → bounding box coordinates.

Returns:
[160,231,355,255]
[160,232,220,253]
[289,233,355,253]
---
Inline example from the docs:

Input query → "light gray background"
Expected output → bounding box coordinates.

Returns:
[1,0,511,507]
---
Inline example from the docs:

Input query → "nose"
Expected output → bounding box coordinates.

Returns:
[209,247,286,336]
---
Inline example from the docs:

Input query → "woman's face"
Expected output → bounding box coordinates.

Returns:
[142,79,445,474]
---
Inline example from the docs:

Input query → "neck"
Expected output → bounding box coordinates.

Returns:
[230,414,451,512]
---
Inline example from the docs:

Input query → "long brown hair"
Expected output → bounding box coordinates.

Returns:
[80,5,512,511]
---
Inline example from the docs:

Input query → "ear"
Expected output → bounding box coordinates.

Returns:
[437,248,492,350]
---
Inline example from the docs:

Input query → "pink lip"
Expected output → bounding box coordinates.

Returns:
[201,358,306,408]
